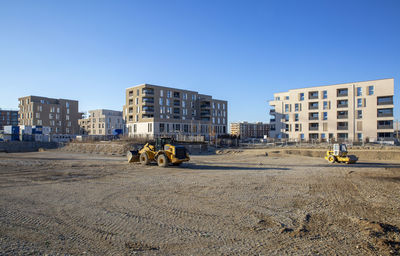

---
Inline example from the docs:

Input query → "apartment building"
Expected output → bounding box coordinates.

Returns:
[0,109,18,131]
[269,78,394,142]
[123,84,228,139]
[79,109,124,135]
[230,122,269,139]
[18,96,81,135]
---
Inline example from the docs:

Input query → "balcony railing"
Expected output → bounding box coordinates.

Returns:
[377,125,393,129]
[270,119,276,122]
[309,117,319,120]
[309,106,318,110]
[142,89,154,95]
[337,126,348,130]
[337,104,348,108]
[309,94,318,99]
[377,113,393,117]
[337,115,348,119]
[270,109,276,114]
[309,126,319,131]
[377,100,394,105]
[142,98,154,104]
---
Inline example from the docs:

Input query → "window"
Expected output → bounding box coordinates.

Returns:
[275,96,280,101]
[295,103,300,112]
[182,101,186,107]
[160,90,164,97]
[322,90,327,99]
[357,99,362,108]
[368,86,374,95]
[192,94,196,101]
[159,98,164,105]
[357,87,362,96]
[36,113,40,118]
[285,104,290,112]
[183,93,187,100]
[285,114,289,122]
[295,124,299,131]
[37,105,42,111]
[173,92,180,98]
[57,107,60,113]
[357,110,363,119]
[159,123,165,133]
[300,134,305,140]
[323,101,328,110]
[321,133,326,139]
[357,133,363,141]
[285,96,289,100]
[66,102,70,108]
[166,99,170,106]
[167,91,171,98]
[299,93,304,101]
[148,123,152,132]
[135,98,138,105]
[323,112,327,120]
[295,114,299,122]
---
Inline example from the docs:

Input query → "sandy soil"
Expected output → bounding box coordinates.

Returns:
[0,149,399,255]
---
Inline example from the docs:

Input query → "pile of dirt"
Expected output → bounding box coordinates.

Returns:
[265,148,400,161]
[58,142,134,155]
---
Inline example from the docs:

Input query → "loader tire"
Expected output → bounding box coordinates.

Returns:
[140,152,150,165]
[157,154,168,167]
[327,155,336,163]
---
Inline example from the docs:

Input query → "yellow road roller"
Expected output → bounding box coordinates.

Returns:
[325,143,358,164]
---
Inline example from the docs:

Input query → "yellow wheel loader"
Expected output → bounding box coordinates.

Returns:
[127,137,190,167]
[325,143,357,164]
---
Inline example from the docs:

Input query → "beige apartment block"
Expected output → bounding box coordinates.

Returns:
[230,122,270,139]
[123,84,228,139]
[18,96,81,135]
[79,109,124,135]
[269,78,394,142]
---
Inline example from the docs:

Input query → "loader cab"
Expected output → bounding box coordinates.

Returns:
[155,137,173,151]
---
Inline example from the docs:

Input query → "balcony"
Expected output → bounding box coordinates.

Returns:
[377,125,393,129]
[270,109,276,114]
[337,103,348,108]
[309,126,319,131]
[337,89,348,97]
[142,107,154,113]
[308,92,318,99]
[309,116,319,120]
[377,112,393,118]
[377,96,393,105]
[142,97,154,104]
[142,88,154,95]
[270,119,276,123]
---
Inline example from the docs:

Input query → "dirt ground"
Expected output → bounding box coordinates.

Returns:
[0,149,400,255]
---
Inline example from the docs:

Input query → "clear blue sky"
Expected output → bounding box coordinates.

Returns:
[0,0,399,122]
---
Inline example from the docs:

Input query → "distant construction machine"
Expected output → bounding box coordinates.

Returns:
[127,137,190,167]
[325,143,358,164]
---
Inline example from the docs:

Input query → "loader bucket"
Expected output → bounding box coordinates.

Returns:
[127,150,140,163]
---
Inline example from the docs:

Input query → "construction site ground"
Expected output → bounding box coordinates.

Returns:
[0,149,399,255]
